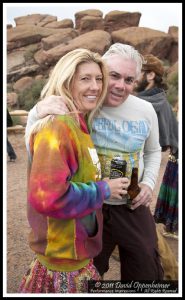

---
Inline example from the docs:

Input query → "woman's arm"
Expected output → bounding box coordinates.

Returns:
[28,117,110,219]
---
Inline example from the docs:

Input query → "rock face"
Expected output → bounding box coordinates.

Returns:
[7,92,18,107]
[13,76,34,92]
[7,11,179,107]
[112,27,174,59]
[14,14,57,26]
[41,28,78,50]
[104,10,141,32]
[34,30,111,66]
[75,9,103,29]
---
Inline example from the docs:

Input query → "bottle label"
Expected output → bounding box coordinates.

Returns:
[109,159,127,179]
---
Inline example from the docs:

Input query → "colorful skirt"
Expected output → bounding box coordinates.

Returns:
[18,257,100,293]
[154,156,178,233]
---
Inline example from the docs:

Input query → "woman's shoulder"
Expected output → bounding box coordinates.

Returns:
[54,114,77,126]
[50,114,81,134]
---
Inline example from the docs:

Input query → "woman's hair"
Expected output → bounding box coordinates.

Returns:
[28,48,108,137]
[103,43,145,80]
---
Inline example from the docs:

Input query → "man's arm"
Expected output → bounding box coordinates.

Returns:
[141,106,161,189]
[131,105,161,209]
[25,105,40,151]
[25,96,68,150]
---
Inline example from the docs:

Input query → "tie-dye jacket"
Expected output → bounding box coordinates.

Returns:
[27,114,110,272]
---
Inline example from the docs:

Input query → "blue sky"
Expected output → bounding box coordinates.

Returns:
[4,3,182,33]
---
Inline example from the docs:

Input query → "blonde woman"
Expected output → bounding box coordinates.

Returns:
[19,48,129,293]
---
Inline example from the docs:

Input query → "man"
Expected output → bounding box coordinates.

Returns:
[134,54,178,278]
[25,43,164,280]
[134,54,178,154]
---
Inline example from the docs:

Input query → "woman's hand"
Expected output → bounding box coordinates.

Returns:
[36,95,69,118]
[103,177,130,200]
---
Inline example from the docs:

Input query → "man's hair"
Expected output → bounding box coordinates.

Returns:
[103,43,144,79]
[142,54,167,90]
[142,54,164,77]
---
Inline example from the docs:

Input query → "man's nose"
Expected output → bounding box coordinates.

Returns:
[115,78,126,90]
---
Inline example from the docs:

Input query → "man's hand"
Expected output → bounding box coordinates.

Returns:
[130,183,153,210]
[36,95,69,118]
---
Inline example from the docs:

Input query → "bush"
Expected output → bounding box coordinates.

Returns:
[18,79,46,110]
[166,72,178,108]
[24,44,38,61]
[7,83,14,93]
[11,115,21,126]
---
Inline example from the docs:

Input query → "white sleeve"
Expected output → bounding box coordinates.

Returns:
[140,106,161,190]
[25,105,39,151]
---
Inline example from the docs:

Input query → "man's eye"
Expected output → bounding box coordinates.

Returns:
[110,73,119,79]
[96,77,103,81]
[125,78,134,84]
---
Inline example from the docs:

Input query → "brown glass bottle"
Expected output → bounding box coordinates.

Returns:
[127,167,141,209]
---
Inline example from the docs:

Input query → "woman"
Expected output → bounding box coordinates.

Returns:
[154,150,178,239]
[19,48,129,293]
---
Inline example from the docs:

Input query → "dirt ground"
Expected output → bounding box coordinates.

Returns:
[6,132,178,293]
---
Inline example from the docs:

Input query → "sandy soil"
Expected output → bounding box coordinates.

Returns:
[6,132,178,293]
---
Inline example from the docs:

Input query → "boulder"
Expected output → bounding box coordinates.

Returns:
[167,26,178,64]
[78,16,104,34]
[14,14,57,26]
[7,24,13,29]
[7,25,71,50]
[13,76,34,92]
[112,27,173,60]
[7,65,40,82]
[7,50,26,73]
[35,75,44,80]
[104,11,141,32]
[41,28,78,50]
[43,19,74,29]
[75,9,103,29]
[168,26,178,41]
[7,92,18,107]
[34,30,111,66]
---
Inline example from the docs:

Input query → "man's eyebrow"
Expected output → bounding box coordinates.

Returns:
[126,76,135,79]
[109,71,120,76]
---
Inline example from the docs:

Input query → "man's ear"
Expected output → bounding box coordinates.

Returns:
[146,71,155,81]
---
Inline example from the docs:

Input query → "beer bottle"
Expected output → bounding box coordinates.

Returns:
[127,167,141,208]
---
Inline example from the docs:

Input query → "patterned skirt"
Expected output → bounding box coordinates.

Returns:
[154,156,178,233]
[18,257,100,293]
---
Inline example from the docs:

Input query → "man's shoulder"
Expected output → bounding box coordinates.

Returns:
[128,94,154,109]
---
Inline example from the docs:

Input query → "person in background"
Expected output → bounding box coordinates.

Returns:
[135,54,178,239]
[19,48,129,293]
[25,43,164,281]
[7,109,17,162]
[134,54,178,276]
